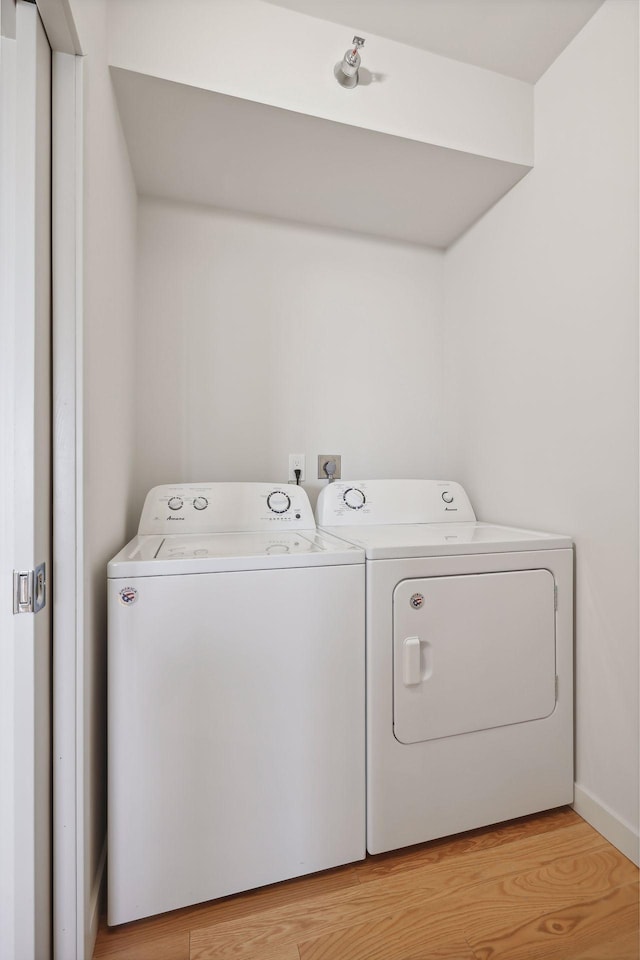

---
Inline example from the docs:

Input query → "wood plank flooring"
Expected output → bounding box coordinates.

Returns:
[93,808,639,960]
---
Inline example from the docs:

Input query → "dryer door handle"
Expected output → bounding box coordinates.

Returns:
[403,636,421,685]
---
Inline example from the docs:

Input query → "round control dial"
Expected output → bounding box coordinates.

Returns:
[167,497,183,511]
[441,491,454,504]
[267,490,291,514]
[193,497,209,511]
[343,487,366,510]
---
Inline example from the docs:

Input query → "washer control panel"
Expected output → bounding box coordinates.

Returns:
[138,482,316,535]
[315,479,476,526]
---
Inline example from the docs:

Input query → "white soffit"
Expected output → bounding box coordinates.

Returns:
[111,68,530,249]
[262,0,604,83]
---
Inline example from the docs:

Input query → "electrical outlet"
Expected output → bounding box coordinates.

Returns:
[288,454,305,483]
[318,455,341,480]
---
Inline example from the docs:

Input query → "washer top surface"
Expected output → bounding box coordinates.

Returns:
[108,529,363,576]
[316,479,571,559]
[108,482,363,576]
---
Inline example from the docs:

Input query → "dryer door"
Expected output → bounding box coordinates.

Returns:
[393,569,556,744]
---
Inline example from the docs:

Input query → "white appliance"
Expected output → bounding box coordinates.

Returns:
[316,479,573,855]
[107,482,365,925]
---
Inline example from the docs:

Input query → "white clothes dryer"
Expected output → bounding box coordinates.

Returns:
[107,482,365,925]
[316,479,573,855]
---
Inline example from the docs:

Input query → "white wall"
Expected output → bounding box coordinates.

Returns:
[66,0,138,951]
[134,198,444,511]
[443,0,638,858]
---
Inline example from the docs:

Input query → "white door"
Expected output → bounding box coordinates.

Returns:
[393,570,557,744]
[0,2,52,958]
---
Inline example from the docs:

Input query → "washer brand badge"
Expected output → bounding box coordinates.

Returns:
[119,586,138,606]
[410,593,424,609]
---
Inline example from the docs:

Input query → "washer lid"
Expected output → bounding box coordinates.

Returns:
[108,529,364,577]
[320,521,572,560]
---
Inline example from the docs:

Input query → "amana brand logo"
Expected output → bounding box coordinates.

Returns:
[119,586,138,606]
[410,593,424,609]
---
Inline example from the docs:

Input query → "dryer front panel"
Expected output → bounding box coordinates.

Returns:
[393,569,556,744]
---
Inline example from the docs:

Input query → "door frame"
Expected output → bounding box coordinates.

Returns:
[38,1,86,957]
[51,45,86,960]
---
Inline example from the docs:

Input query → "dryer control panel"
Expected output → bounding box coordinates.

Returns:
[315,479,476,526]
[138,482,316,535]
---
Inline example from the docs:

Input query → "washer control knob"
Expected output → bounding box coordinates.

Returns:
[167,497,183,511]
[193,497,208,511]
[343,487,366,510]
[267,490,291,514]
[441,491,454,504]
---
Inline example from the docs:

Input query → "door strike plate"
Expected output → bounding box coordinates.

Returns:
[13,562,46,614]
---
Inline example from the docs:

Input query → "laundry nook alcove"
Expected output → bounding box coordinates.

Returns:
[16,0,634,954]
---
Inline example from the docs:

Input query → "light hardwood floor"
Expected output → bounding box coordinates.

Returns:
[93,808,639,960]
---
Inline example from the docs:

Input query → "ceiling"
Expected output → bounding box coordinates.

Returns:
[262,0,604,82]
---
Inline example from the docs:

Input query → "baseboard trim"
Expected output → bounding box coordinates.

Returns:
[86,837,107,958]
[573,783,639,866]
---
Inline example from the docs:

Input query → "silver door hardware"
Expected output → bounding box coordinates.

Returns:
[13,562,46,614]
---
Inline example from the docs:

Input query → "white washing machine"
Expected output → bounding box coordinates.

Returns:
[107,482,365,925]
[316,479,573,855]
